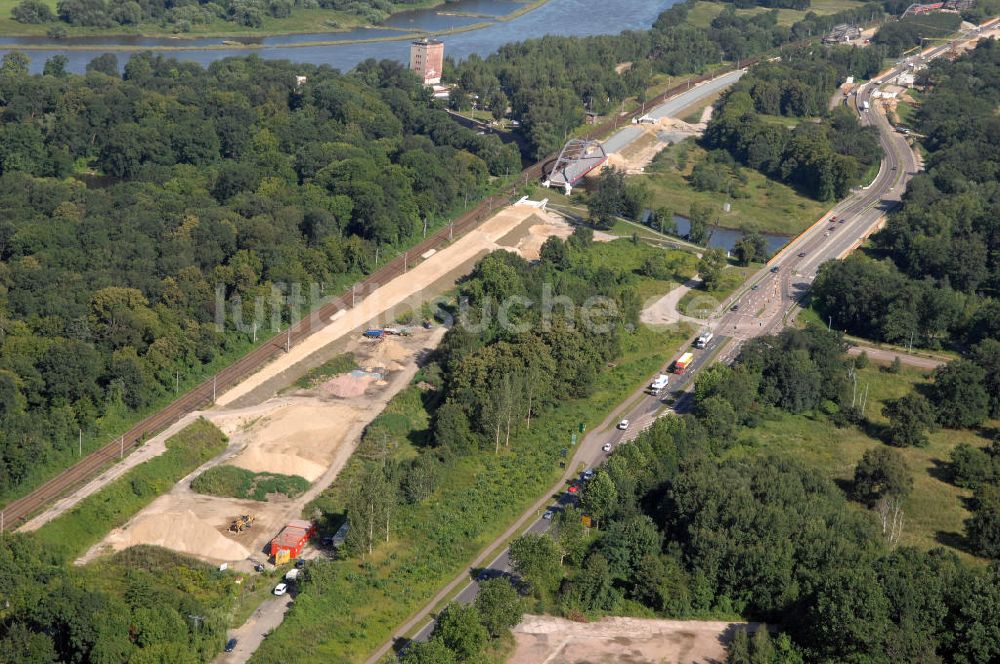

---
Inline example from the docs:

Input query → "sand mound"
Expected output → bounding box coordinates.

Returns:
[364,338,409,370]
[320,373,374,398]
[115,510,250,561]
[231,449,326,482]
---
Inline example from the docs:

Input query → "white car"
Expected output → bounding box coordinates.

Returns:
[602,442,612,452]
[273,583,288,596]
[542,510,554,520]
[582,469,595,481]
[617,419,630,430]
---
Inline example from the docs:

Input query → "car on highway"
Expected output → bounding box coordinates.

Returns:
[797,252,807,257]
[273,583,288,596]
[542,509,554,520]
[730,304,740,311]
[617,419,630,430]
[751,284,760,291]
[830,216,837,222]
[225,639,238,653]
[770,266,780,273]
[602,442,613,452]
[824,231,831,237]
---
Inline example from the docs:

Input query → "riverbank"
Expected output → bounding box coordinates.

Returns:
[0,0,548,42]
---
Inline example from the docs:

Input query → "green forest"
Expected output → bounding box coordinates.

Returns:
[9,0,436,33]
[507,325,1000,663]
[0,52,518,502]
[447,0,887,159]
[703,46,883,201]
[812,41,999,349]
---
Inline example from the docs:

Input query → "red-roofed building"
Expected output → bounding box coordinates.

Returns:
[270,520,315,560]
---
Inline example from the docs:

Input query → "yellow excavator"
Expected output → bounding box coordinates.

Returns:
[229,514,255,533]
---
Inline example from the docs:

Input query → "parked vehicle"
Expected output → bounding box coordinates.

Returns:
[225,639,238,653]
[694,331,713,348]
[617,419,630,430]
[285,568,300,582]
[602,442,612,452]
[362,329,384,339]
[542,510,554,520]
[273,583,288,596]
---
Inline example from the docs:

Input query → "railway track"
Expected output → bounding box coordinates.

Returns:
[0,61,748,532]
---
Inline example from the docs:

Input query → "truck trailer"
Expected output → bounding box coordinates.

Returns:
[694,331,713,348]
[673,352,694,374]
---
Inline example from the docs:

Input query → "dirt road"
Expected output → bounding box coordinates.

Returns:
[847,344,946,371]
[216,592,293,664]
[509,614,765,664]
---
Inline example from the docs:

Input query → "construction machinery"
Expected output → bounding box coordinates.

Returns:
[230,514,255,533]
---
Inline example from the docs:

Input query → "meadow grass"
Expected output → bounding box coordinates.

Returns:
[32,418,228,560]
[191,465,310,501]
[644,141,830,236]
[725,362,994,565]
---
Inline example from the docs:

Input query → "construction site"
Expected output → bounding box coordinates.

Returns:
[62,201,594,568]
[509,614,766,664]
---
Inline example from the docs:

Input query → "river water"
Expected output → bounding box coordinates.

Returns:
[3,0,675,74]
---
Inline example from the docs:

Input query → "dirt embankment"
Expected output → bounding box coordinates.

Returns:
[509,614,766,664]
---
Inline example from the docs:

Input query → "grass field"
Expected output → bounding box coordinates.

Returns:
[32,418,228,560]
[644,140,830,236]
[725,362,995,565]
[0,0,467,38]
[683,0,865,29]
[191,465,310,501]
[291,352,357,390]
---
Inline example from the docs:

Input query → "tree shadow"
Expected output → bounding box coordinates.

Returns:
[934,530,974,555]
[927,457,954,484]
[833,477,855,497]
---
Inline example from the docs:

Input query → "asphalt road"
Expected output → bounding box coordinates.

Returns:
[392,26,995,654]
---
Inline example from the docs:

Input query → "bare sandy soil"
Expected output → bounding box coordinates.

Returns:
[509,614,764,664]
[603,117,704,175]
[216,203,570,407]
[72,204,575,567]
[640,276,709,327]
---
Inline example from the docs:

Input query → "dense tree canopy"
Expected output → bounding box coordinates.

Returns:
[0,53,519,499]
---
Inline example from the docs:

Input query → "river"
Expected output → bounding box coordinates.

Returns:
[2,0,675,74]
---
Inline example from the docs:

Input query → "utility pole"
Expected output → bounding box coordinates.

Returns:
[120,436,124,460]
[79,429,83,457]
[449,222,454,242]
[422,216,428,238]
[404,252,408,272]
[175,371,179,395]
[828,315,832,332]
[352,284,356,308]
[286,328,291,353]
[213,376,217,404]
[252,322,257,344]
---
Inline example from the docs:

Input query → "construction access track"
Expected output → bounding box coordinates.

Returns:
[0,61,752,532]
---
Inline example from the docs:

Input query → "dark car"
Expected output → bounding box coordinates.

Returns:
[751,284,760,290]
[770,266,780,273]
[730,304,740,312]
[225,639,238,653]
[797,252,806,258]
[295,558,305,569]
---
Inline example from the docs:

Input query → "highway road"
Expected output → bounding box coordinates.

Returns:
[382,22,998,659]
